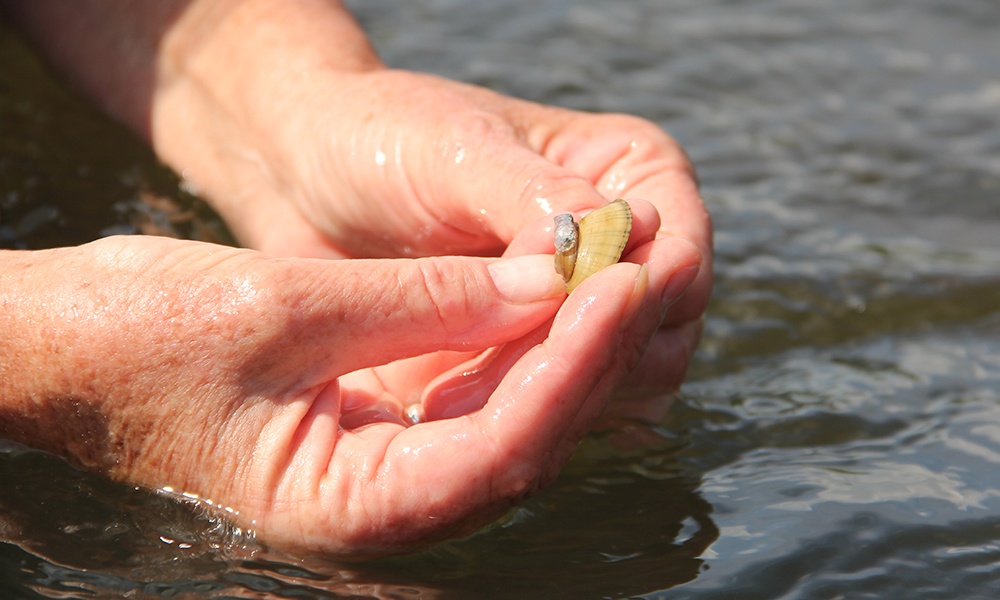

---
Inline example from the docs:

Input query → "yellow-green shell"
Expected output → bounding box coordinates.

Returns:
[554,199,632,293]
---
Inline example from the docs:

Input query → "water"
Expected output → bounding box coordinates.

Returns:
[2,0,1000,597]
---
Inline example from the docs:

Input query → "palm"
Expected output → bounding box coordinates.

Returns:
[58,234,698,554]
[231,256,653,554]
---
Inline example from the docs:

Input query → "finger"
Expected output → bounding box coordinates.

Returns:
[615,158,712,328]
[503,197,661,258]
[621,235,703,332]
[555,319,703,461]
[283,253,566,381]
[471,261,647,487]
[429,103,629,241]
[418,325,548,422]
[528,110,713,328]
[418,235,701,422]
[557,321,703,454]
[622,233,705,331]
[366,349,482,409]
[534,111,705,247]
[362,198,659,421]
[545,241,701,470]
[644,183,712,328]
[444,144,613,243]
[619,318,704,395]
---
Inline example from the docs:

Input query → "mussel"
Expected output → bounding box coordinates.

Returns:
[553,199,632,293]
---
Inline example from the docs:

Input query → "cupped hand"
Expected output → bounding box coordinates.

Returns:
[161,69,711,395]
[14,233,696,554]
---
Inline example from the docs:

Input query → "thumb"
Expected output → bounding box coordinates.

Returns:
[291,253,567,377]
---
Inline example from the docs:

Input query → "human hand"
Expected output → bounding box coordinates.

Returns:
[155,66,710,398]
[0,233,696,554]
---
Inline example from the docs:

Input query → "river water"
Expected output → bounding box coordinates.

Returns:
[2,0,1000,598]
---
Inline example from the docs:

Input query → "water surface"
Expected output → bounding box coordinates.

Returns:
[2,0,1000,597]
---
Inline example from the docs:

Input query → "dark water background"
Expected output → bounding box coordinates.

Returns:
[3,0,1000,597]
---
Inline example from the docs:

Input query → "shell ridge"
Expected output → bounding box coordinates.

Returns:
[561,199,632,293]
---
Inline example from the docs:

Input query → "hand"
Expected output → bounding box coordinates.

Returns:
[0,233,696,554]
[155,67,711,397]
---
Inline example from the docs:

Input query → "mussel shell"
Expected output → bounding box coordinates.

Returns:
[557,199,632,293]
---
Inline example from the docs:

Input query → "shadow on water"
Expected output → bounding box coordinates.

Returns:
[0,430,717,599]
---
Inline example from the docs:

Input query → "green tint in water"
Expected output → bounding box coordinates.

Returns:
[4,0,1000,598]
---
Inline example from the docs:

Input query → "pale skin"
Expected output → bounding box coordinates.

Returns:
[0,0,712,555]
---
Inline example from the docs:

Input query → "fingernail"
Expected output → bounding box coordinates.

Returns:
[662,264,700,307]
[488,255,566,303]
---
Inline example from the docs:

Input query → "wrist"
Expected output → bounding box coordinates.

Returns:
[0,247,113,466]
[0,241,221,481]
[150,0,385,246]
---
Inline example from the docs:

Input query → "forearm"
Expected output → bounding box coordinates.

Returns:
[1,2,180,138]
[0,241,234,476]
[1,0,382,140]
[2,0,384,241]
[0,239,256,486]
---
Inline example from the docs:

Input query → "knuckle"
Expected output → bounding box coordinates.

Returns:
[446,108,521,147]
[405,258,478,332]
[517,165,598,214]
